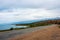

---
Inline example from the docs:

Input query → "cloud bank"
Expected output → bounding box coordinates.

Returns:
[0,0,60,24]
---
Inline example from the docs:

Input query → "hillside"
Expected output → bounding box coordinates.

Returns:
[16,18,60,27]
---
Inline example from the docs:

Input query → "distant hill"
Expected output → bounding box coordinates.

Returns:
[16,18,60,27]
[13,20,41,24]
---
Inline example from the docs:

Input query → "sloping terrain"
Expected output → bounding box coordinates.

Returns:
[0,25,55,40]
[16,19,60,27]
[8,25,60,40]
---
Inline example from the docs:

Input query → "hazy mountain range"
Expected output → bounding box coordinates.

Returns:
[0,17,60,25]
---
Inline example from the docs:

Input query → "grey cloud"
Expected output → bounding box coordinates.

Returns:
[0,0,60,10]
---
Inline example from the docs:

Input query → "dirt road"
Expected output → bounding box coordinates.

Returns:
[0,24,57,40]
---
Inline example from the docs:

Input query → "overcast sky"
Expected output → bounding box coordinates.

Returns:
[0,0,60,24]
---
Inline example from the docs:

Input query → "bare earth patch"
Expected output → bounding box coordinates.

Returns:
[8,25,60,40]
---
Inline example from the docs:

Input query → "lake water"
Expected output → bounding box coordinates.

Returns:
[0,24,28,30]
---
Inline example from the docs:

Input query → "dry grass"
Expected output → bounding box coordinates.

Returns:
[8,25,60,40]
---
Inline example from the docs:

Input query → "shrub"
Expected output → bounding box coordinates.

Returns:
[10,28,13,30]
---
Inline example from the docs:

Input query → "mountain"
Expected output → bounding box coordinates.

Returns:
[12,20,42,24]
[13,17,60,24]
[1,17,60,25]
[12,19,50,24]
[16,18,60,27]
